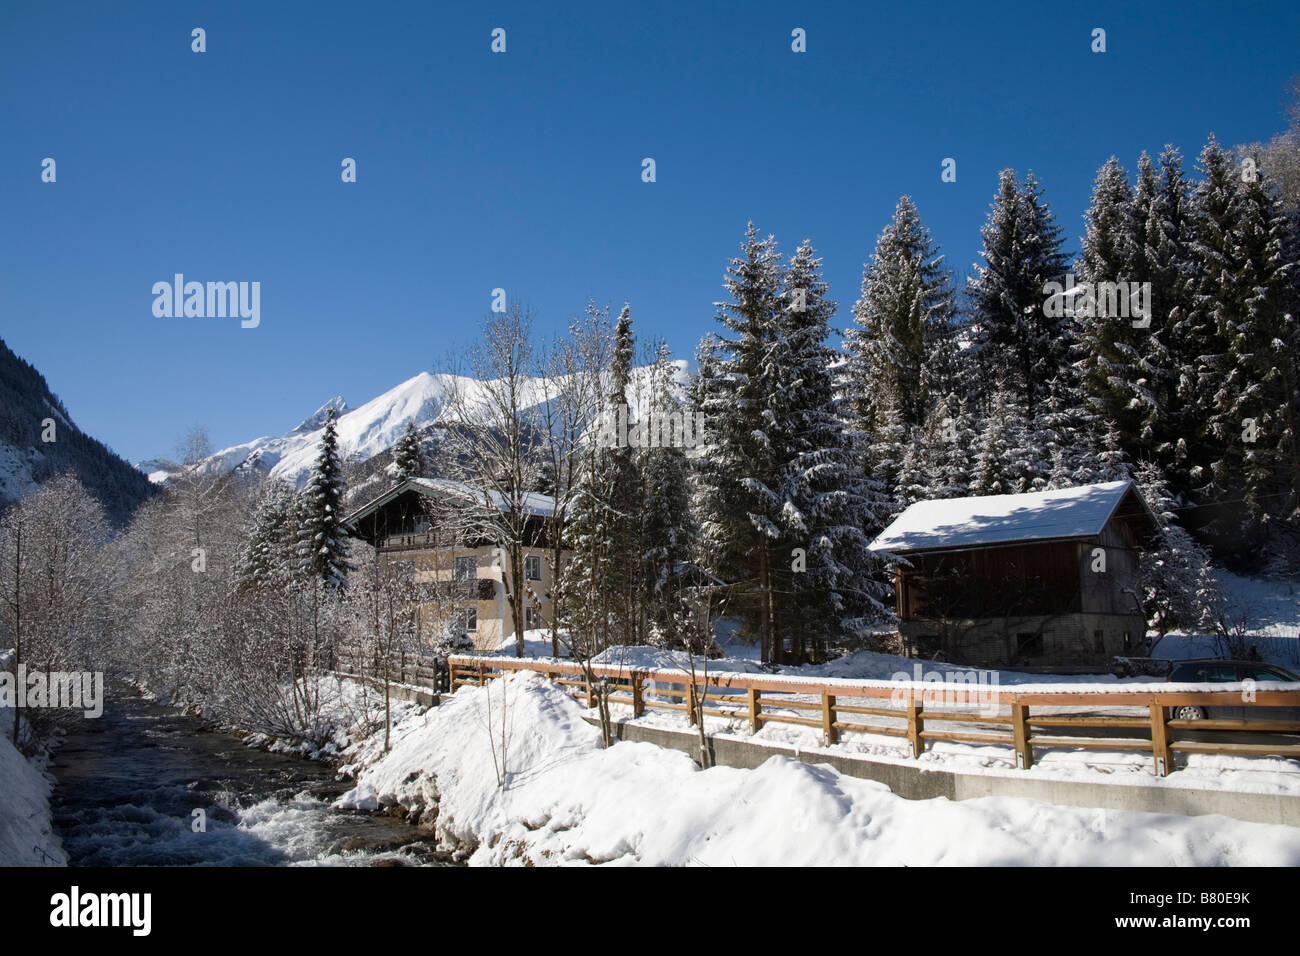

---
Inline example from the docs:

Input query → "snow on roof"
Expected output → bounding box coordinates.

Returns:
[408,477,556,517]
[344,476,556,528]
[868,480,1145,553]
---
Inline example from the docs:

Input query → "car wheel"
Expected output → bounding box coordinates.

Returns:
[1174,705,1206,721]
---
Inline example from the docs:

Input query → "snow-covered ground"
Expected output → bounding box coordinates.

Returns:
[337,671,1300,865]
[1152,571,1300,666]
[0,676,67,866]
[476,644,1300,795]
[463,598,1300,795]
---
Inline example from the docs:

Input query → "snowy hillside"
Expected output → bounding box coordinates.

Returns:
[0,337,155,524]
[147,362,691,489]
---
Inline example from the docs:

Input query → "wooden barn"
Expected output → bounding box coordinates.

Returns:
[868,480,1159,671]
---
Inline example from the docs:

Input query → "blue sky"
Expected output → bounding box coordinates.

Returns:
[2,0,1297,464]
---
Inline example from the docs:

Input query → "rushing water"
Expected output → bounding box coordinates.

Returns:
[48,683,444,866]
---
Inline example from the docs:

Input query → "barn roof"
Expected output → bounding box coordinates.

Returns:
[868,480,1156,554]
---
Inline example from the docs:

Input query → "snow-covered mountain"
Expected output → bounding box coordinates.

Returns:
[146,363,691,489]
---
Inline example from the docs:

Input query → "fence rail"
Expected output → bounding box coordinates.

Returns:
[447,654,1300,777]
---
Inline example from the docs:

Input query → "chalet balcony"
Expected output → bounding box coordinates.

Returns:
[417,577,497,602]
[376,532,439,552]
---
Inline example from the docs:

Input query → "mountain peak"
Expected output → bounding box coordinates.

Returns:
[290,396,349,435]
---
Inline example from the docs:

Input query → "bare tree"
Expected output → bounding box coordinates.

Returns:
[0,476,115,745]
[662,583,733,770]
[535,302,613,657]
[441,304,546,657]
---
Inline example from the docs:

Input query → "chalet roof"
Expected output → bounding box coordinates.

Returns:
[408,478,556,517]
[867,480,1156,554]
[344,476,556,530]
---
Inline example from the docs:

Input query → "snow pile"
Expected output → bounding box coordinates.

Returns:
[0,710,66,866]
[337,672,599,842]
[337,672,1300,865]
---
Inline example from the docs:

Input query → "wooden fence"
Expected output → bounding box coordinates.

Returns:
[447,654,1300,777]
[336,647,445,692]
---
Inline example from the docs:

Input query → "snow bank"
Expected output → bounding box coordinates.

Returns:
[337,672,1300,865]
[0,710,66,866]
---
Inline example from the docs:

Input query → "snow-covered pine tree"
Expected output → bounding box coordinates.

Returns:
[1006,394,1051,493]
[1179,135,1241,507]
[844,196,957,438]
[1096,421,1132,482]
[236,480,300,591]
[894,426,932,508]
[1205,150,1300,565]
[968,170,1071,419]
[565,303,643,652]
[296,408,355,590]
[928,392,976,498]
[1124,150,1183,470]
[971,388,1022,496]
[693,223,786,662]
[690,331,733,568]
[864,393,908,518]
[1136,147,1198,487]
[774,240,894,660]
[640,343,695,644]
[1074,158,1149,456]
[1039,370,1103,487]
[392,419,424,483]
[1134,460,1218,639]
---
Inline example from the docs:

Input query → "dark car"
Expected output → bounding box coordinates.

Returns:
[1165,659,1300,721]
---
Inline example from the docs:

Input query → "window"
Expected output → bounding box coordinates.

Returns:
[525,554,542,581]
[1193,665,1237,682]
[525,605,540,630]
[1243,667,1293,682]
[1093,629,1105,654]
[453,555,477,581]
[457,606,477,633]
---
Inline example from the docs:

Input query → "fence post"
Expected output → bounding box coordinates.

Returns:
[1011,701,1032,770]
[1150,700,1174,777]
[631,673,644,717]
[748,687,761,733]
[907,696,924,758]
[477,662,486,686]
[822,692,838,746]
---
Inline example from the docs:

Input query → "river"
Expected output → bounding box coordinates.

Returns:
[47,683,445,866]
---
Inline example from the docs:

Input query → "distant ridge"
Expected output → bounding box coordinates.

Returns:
[0,338,156,524]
